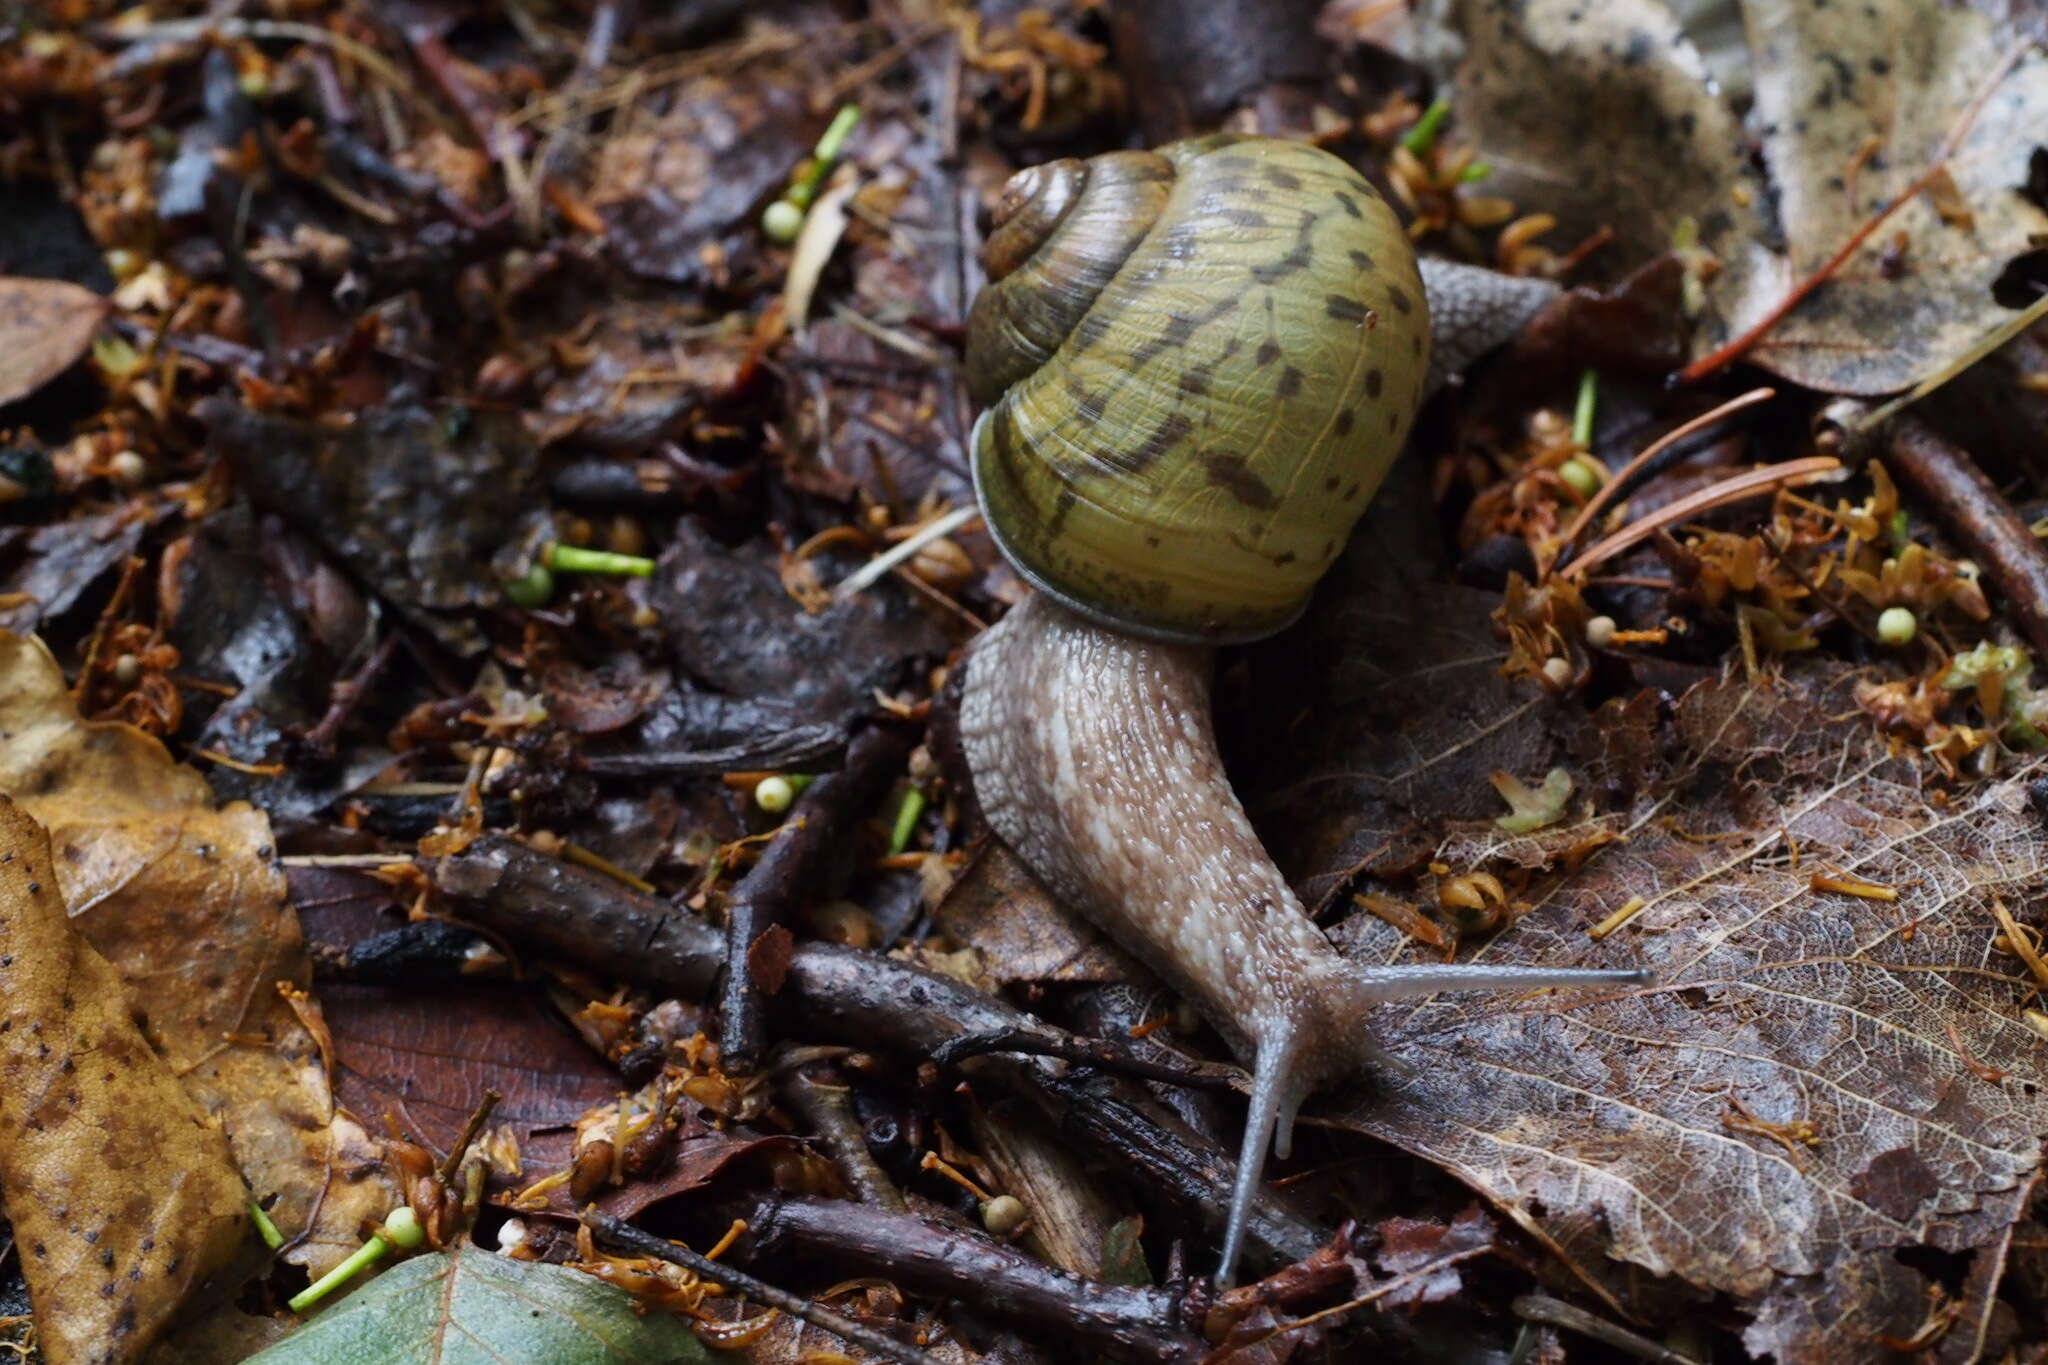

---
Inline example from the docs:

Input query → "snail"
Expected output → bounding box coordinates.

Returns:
[955,135,1648,1284]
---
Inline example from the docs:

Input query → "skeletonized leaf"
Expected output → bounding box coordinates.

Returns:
[0,276,108,406]
[1240,495,2048,1361]
[245,1244,715,1365]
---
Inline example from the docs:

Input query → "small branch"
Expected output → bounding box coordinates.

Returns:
[777,1060,907,1213]
[583,1210,945,1365]
[437,1089,502,1185]
[720,723,914,1073]
[1514,1294,1704,1365]
[726,1194,1208,1364]
[1561,457,1843,581]
[303,632,400,756]
[1887,417,2048,661]
[431,838,1329,1272]
[931,1026,1239,1093]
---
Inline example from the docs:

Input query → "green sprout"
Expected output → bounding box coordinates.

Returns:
[888,787,926,856]
[288,1206,426,1313]
[1573,369,1599,449]
[249,1200,284,1250]
[1400,98,1452,157]
[544,543,656,577]
[763,104,862,242]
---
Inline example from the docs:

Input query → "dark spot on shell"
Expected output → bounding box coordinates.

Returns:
[1218,208,1268,229]
[1323,475,1340,491]
[1334,409,1356,436]
[1365,369,1383,398]
[1411,333,1424,355]
[1264,168,1302,191]
[1179,370,1208,396]
[1201,454,1278,508]
[1277,366,1304,399]
[1386,410,1401,433]
[1387,284,1414,314]
[1273,552,1296,566]
[1343,482,1362,500]
[1108,412,1194,476]
[1349,248,1374,272]
[1214,154,1256,172]
[1325,296,1370,324]
[1334,191,1362,219]
[1254,339,1282,367]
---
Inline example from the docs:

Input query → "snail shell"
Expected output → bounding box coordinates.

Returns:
[965,134,1432,643]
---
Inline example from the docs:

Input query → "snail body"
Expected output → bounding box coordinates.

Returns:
[957,136,1646,1284]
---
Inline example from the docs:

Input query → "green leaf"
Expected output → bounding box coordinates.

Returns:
[247,1243,714,1364]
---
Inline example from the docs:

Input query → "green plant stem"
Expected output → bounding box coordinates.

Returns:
[288,1232,393,1313]
[545,543,656,577]
[787,104,862,211]
[889,787,925,856]
[250,1200,284,1250]
[1573,369,1598,449]
[1401,98,1451,157]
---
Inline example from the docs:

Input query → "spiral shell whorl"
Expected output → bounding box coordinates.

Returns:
[966,136,1431,643]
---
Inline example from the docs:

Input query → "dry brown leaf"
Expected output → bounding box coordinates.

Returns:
[934,841,1140,984]
[0,276,109,407]
[1236,497,2047,1361]
[0,632,398,1278]
[0,797,246,1365]
[1413,0,2048,395]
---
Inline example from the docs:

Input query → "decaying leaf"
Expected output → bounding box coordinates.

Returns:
[0,275,108,407]
[934,841,1140,985]
[242,1243,714,1364]
[0,632,398,1279]
[200,400,549,656]
[0,797,246,1365]
[1413,0,2048,394]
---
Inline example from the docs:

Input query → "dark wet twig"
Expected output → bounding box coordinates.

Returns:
[303,631,400,756]
[719,723,914,1074]
[932,1026,1239,1093]
[1888,417,2048,660]
[1513,1295,1703,1365]
[726,1193,1209,1364]
[582,1209,944,1365]
[778,1059,907,1212]
[431,837,1328,1271]
[436,1089,501,1184]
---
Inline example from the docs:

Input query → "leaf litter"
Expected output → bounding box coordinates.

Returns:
[7,0,2048,1361]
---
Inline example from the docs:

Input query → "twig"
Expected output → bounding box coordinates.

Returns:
[725,1194,1208,1364]
[436,1089,502,1184]
[778,1059,908,1212]
[430,837,1329,1271]
[1514,1294,1703,1365]
[720,723,915,1073]
[1674,43,2030,385]
[1887,417,2048,661]
[1204,1243,1494,1360]
[932,1026,1239,1093]
[303,632,400,756]
[583,1210,946,1365]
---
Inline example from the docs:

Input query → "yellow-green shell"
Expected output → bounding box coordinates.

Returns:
[966,135,1431,643]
